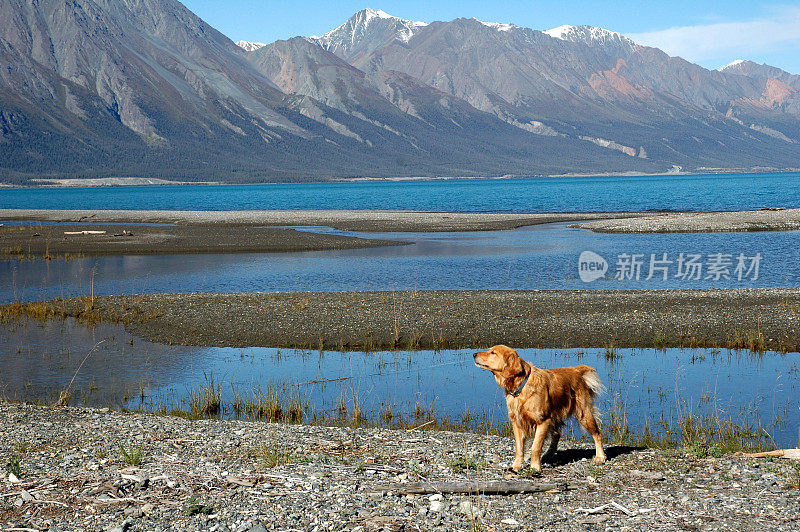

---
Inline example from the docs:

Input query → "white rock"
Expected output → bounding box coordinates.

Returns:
[501,517,520,526]
[429,500,444,513]
[459,500,483,519]
[8,473,20,484]
[428,494,443,501]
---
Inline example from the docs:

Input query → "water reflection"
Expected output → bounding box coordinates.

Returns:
[2,223,798,303]
[2,319,797,446]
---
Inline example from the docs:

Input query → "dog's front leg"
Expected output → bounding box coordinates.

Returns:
[530,419,552,472]
[511,421,525,472]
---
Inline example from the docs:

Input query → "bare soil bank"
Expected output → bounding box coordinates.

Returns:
[6,289,800,352]
[0,224,401,257]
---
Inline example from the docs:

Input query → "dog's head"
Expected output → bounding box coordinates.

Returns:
[473,344,524,389]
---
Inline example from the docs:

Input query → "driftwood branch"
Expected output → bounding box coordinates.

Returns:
[740,449,800,460]
[372,480,565,495]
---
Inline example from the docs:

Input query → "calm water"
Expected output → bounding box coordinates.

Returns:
[3,174,798,446]
[2,223,798,303]
[2,172,799,212]
[1,319,797,446]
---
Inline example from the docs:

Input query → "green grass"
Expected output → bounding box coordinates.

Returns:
[260,442,292,469]
[448,456,485,474]
[726,329,767,354]
[118,443,144,465]
[516,466,542,479]
[8,456,21,478]
[232,384,305,423]
[603,340,619,361]
[468,518,486,532]
[605,406,774,455]
[789,462,800,490]
[653,331,669,350]
[183,497,214,517]
[189,374,222,418]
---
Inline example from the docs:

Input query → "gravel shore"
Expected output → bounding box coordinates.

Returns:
[0,224,400,257]
[572,208,800,233]
[5,208,800,234]
[8,288,800,352]
[0,209,645,232]
[2,403,799,531]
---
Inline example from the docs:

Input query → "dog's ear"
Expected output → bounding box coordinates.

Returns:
[501,347,524,380]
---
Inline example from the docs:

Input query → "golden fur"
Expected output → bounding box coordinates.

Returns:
[474,344,606,472]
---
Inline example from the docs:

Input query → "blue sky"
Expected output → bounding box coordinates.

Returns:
[182,1,800,74]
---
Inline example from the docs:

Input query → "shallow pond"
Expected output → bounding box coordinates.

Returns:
[2,223,798,303]
[1,319,798,447]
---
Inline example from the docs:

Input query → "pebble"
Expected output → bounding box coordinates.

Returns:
[459,500,483,519]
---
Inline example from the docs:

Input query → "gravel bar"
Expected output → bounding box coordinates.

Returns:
[2,403,799,531]
[0,209,648,232]
[9,288,800,352]
[0,224,402,257]
[572,208,800,233]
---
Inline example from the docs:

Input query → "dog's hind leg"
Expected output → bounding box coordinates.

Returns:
[529,419,552,472]
[542,426,561,462]
[577,402,606,464]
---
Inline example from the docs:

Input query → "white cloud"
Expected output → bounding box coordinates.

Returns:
[627,7,800,65]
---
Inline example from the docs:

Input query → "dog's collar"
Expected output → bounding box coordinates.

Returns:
[508,366,530,397]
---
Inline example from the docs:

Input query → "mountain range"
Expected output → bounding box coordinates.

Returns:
[1,2,799,183]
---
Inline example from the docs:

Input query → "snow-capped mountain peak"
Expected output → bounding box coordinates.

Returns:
[544,25,634,48]
[718,59,748,71]
[314,8,427,44]
[365,8,394,21]
[310,8,427,63]
[473,18,517,32]
[235,40,266,52]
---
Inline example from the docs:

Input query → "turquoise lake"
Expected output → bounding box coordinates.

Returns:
[2,172,799,212]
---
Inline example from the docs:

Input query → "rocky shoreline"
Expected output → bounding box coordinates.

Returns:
[2,403,799,531]
[5,208,800,234]
[0,209,646,232]
[572,208,800,233]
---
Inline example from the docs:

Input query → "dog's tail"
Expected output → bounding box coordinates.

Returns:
[578,365,605,397]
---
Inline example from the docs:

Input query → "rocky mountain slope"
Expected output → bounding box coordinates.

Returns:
[0,1,656,182]
[246,36,640,176]
[325,11,800,169]
[1,3,799,182]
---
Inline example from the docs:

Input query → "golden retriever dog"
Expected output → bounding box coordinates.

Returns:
[474,345,606,472]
